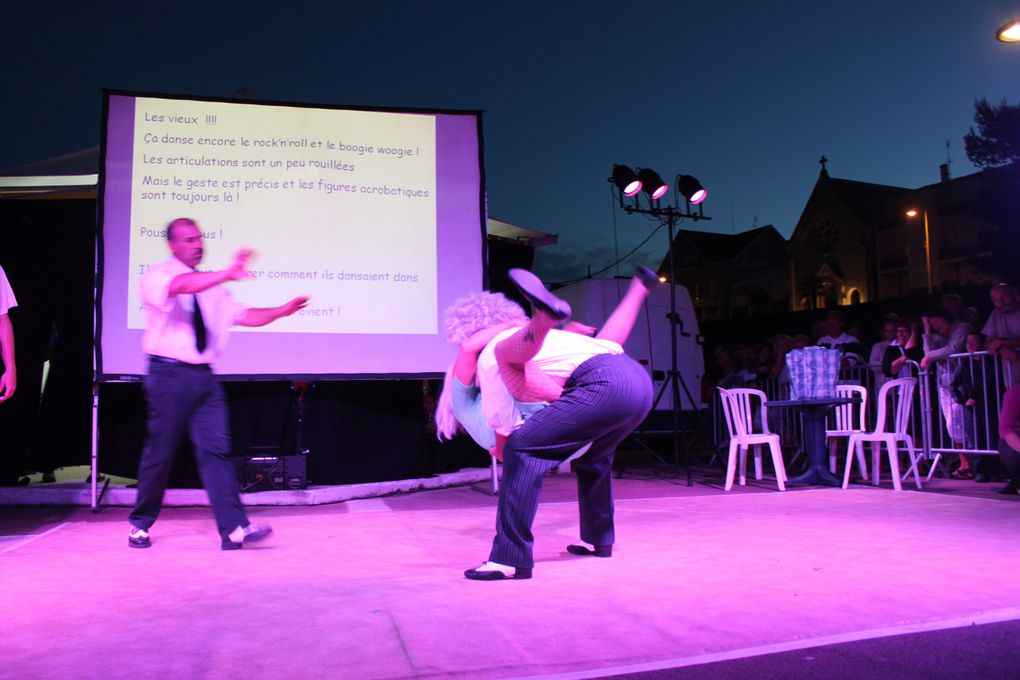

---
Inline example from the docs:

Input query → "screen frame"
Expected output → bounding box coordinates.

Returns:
[95,89,487,382]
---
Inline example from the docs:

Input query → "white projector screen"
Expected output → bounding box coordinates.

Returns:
[97,91,485,379]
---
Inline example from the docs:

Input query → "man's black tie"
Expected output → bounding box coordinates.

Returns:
[193,295,207,353]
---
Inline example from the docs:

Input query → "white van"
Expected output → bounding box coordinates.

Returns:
[554,278,705,410]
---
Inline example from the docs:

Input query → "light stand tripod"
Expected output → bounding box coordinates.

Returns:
[612,169,711,484]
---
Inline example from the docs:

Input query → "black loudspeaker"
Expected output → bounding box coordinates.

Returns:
[235,447,308,492]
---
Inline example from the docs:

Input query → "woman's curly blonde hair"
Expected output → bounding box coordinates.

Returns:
[443,291,527,345]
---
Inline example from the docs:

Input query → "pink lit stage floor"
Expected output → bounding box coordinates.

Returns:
[2,472,1019,679]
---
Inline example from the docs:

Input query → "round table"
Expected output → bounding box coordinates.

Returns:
[767,396,856,487]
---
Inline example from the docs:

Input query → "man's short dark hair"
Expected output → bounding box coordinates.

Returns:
[165,217,197,242]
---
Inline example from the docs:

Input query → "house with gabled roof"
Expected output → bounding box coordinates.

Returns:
[661,224,790,321]
[789,162,1020,311]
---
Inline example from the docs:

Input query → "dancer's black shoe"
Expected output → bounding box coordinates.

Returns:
[567,543,613,558]
[508,268,571,322]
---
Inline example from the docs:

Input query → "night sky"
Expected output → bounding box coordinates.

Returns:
[2,2,1017,281]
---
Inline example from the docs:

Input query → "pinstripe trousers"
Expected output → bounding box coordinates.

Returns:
[489,353,653,569]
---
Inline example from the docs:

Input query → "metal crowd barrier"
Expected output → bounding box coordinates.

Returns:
[710,353,1013,474]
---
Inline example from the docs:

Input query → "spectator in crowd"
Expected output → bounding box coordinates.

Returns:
[941,293,965,321]
[713,345,754,389]
[882,317,923,378]
[982,283,1020,386]
[751,342,774,383]
[810,318,826,345]
[922,308,974,461]
[846,318,865,347]
[869,315,899,389]
[792,334,811,349]
[765,335,795,419]
[950,332,1002,482]
[961,306,981,329]
[817,310,867,367]
[770,335,793,378]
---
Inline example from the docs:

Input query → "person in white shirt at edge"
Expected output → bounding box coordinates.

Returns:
[128,218,308,551]
[0,264,18,487]
[983,283,1020,386]
[0,264,16,404]
[816,309,866,368]
[436,267,657,580]
[921,307,974,474]
[868,316,899,391]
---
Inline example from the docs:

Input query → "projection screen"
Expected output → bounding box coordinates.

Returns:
[97,91,485,379]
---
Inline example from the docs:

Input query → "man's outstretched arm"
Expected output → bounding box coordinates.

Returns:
[238,296,310,327]
[168,248,255,296]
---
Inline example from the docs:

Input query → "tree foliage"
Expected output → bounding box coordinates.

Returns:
[964,98,1020,168]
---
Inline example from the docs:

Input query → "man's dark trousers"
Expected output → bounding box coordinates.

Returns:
[489,354,653,569]
[129,359,248,538]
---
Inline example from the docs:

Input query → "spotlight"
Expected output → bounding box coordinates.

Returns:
[997,18,1020,42]
[678,175,707,204]
[611,165,642,197]
[637,168,669,200]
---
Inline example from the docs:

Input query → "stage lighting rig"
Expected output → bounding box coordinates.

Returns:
[609,165,710,221]
[607,163,712,484]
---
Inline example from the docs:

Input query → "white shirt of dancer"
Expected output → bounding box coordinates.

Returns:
[140,257,248,365]
[476,327,623,436]
[0,265,16,315]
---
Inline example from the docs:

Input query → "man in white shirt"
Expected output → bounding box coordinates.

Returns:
[0,264,21,486]
[816,310,866,367]
[983,283,1020,386]
[128,218,308,550]
[868,317,898,391]
[0,264,16,404]
[465,269,654,580]
[922,308,973,449]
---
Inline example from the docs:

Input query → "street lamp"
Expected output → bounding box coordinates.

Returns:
[997,18,1020,42]
[905,208,932,293]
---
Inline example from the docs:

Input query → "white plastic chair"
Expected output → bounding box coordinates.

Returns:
[717,387,786,491]
[827,384,869,481]
[841,377,922,491]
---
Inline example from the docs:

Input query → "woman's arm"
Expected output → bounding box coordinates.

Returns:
[453,320,527,385]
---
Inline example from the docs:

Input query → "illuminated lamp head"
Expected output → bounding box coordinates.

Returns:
[611,165,642,197]
[637,168,669,200]
[678,175,707,204]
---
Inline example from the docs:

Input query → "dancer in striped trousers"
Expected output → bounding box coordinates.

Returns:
[442,268,656,581]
